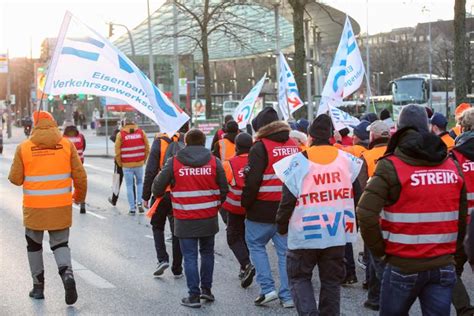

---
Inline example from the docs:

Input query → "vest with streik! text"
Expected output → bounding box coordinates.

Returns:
[120,129,146,163]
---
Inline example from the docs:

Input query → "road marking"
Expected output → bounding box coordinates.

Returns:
[73,205,106,219]
[72,259,115,289]
[84,163,114,175]
[145,235,154,239]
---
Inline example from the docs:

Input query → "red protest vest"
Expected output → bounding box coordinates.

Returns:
[120,129,146,163]
[453,150,474,224]
[217,129,225,140]
[257,138,299,201]
[65,134,85,164]
[171,156,221,220]
[222,154,248,215]
[381,156,463,259]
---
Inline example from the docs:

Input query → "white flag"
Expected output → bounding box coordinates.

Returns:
[329,105,360,131]
[233,74,266,129]
[278,53,304,120]
[44,12,189,135]
[318,16,365,116]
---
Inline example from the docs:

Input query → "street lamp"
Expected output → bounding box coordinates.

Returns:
[108,22,136,57]
[422,5,433,109]
[374,71,384,95]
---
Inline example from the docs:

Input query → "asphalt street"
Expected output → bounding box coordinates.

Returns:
[0,127,472,315]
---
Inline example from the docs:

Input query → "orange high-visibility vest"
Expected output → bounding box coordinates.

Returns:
[440,133,455,151]
[21,138,73,208]
[361,145,388,177]
[218,138,236,161]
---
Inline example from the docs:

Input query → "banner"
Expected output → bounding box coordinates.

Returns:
[233,73,266,129]
[44,11,189,135]
[318,16,365,116]
[278,53,304,120]
[329,105,360,131]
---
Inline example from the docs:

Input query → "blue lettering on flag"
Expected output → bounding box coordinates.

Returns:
[67,37,105,48]
[61,47,99,61]
[118,55,134,73]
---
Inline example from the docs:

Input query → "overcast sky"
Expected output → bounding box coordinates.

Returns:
[1,0,473,57]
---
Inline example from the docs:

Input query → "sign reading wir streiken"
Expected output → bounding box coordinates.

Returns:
[44,11,189,135]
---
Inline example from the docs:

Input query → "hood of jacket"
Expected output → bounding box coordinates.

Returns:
[455,130,474,160]
[30,119,63,149]
[368,137,390,149]
[386,127,447,165]
[255,121,291,142]
[176,145,212,167]
[121,124,139,134]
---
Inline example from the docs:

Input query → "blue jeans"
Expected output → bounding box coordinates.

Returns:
[380,264,456,316]
[367,251,385,306]
[179,236,215,296]
[245,219,291,302]
[123,166,143,210]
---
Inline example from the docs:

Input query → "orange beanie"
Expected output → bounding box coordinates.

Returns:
[455,103,471,118]
[32,111,55,126]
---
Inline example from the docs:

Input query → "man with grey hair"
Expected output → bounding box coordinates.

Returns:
[451,107,474,316]
[357,104,468,315]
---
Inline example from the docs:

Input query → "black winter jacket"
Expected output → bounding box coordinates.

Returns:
[242,121,292,223]
[143,133,183,201]
[152,145,228,238]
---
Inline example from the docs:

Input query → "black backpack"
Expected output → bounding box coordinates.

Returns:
[162,134,185,166]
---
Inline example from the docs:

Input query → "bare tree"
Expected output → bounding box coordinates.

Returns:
[454,0,467,104]
[288,0,309,101]
[172,0,266,119]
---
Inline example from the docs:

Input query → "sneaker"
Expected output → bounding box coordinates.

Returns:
[281,299,295,308]
[181,295,201,308]
[107,197,116,206]
[137,204,145,214]
[254,290,278,306]
[80,203,86,214]
[173,273,184,279]
[60,270,78,305]
[240,263,255,289]
[342,274,358,286]
[362,280,369,290]
[357,251,367,269]
[238,268,245,280]
[200,288,215,302]
[153,262,169,276]
[128,209,136,215]
[363,300,380,311]
[29,284,44,300]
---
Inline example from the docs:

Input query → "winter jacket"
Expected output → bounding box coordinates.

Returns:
[276,144,362,235]
[152,145,228,238]
[8,119,87,231]
[143,133,184,201]
[356,127,468,273]
[242,121,293,223]
[114,124,150,168]
[453,130,474,269]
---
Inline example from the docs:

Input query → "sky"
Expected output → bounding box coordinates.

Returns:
[1,0,473,58]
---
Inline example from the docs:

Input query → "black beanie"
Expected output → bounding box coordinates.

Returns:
[380,108,391,121]
[398,104,429,133]
[235,132,253,154]
[225,120,239,134]
[308,114,333,141]
[251,107,279,132]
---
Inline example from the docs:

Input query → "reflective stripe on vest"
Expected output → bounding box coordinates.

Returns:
[257,138,299,201]
[222,155,247,215]
[453,150,474,223]
[382,155,462,258]
[21,138,73,208]
[219,138,236,162]
[171,156,220,220]
[120,129,146,163]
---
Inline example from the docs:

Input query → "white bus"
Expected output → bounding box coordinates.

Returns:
[391,74,455,119]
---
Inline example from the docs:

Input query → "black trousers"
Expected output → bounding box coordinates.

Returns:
[110,160,135,204]
[226,212,250,270]
[452,252,474,315]
[151,193,182,275]
[287,246,345,316]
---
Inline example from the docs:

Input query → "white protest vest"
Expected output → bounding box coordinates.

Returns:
[274,147,362,250]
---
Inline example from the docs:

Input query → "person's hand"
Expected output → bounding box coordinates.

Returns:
[334,129,342,143]
[143,200,149,208]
